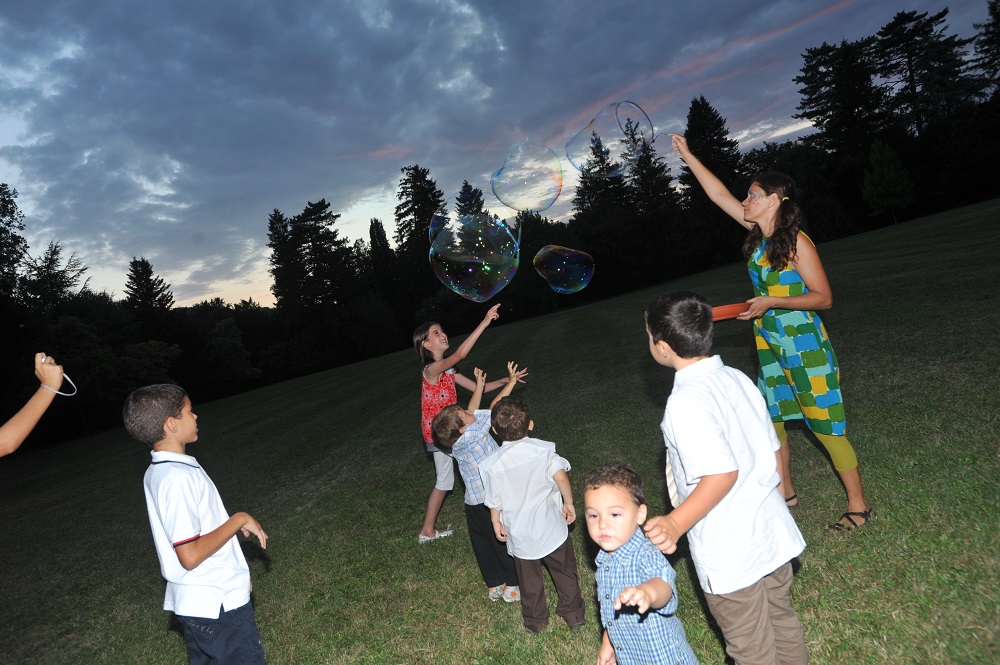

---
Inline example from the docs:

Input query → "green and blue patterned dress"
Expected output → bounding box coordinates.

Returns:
[748,234,846,436]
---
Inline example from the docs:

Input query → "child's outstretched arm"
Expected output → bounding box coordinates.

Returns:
[614,576,673,615]
[467,368,487,412]
[644,470,737,555]
[175,512,268,571]
[425,304,501,381]
[553,469,577,524]
[0,353,65,458]
[488,361,528,408]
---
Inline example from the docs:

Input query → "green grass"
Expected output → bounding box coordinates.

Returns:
[2,199,998,664]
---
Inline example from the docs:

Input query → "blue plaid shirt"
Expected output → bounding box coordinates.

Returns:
[595,529,698,665]
[451,410,498,505]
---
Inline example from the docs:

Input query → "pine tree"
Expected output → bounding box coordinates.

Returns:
[0,184,28,307]
[794,38,889,158]
[875,9,984,136]
[973,0,1000,92]
[123,257,174,313]
[679,96,745,265]
[21,242,89,314]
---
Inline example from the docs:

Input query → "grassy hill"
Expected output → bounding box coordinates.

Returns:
[1,199,997,664]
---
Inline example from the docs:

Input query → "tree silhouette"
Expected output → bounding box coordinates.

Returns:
[876,9,984,136]
[124,257,175,313]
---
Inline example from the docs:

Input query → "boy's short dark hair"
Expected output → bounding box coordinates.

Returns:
[431,404,465,448]
[491,396,531,441]
[645,290,713,358]
[123,384,188,447]
[584,464,646,506]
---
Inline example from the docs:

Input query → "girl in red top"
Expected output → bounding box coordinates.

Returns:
[413,304,526,543]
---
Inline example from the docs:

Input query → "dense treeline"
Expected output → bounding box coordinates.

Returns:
[3,6,998,445]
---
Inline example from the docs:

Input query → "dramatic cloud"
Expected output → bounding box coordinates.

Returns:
[0,0,987,304]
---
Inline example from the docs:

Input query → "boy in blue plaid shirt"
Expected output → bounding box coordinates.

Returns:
[432,362,527,602]
[584,464,698,665]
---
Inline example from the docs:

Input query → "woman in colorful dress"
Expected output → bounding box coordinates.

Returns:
[669,133,872,531]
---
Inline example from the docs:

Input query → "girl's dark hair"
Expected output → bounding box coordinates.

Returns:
[413,322,439,366]
[741,171,806,271]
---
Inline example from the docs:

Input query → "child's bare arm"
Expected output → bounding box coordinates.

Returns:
[490,507,507,542]
[174,512,268,571]
[467,368,487,412]
[552,469,577,524]
[644,470,737,555]
[425,304,500,380]
[489,362,528,408]
[615,577,673,614]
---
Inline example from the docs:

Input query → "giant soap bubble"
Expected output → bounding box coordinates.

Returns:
[429,195,520,303]
[490,142,563,212]
[533,245,594,294]
[565,101,653,178]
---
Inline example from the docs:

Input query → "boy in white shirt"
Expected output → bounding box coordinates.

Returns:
[124,384,269,664]
[643,291,808,665]
[480,396,585,634]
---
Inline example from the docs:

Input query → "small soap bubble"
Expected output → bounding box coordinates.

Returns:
[429,194,520,302]
[490,143,563,212]
[565,101,653,178]
[533,245,594,294]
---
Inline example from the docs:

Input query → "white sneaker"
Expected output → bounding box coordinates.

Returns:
[488,585,505,601]
[503,585,520,602]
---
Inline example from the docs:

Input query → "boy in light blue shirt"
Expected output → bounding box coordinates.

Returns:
[432,362,527,602]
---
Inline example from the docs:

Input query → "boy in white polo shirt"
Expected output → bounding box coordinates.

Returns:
[643,291,808,665]
[123,384,269,664]
[480,396,585,634]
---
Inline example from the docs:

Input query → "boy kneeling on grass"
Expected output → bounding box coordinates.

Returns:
[431,361,528,603]
[643,291,808,665]
[479,395,586,634]
[124,384,268,665]
[584,463,698,665]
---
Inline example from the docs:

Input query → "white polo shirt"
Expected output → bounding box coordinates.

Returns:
[660,356,805,595]
[479,437,571,560]
[144,451,251,619]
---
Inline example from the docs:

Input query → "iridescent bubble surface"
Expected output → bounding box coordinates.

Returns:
[533,245,594,294]
[490,143,563,212]
[565,101,653,178]
[429,201,520,303]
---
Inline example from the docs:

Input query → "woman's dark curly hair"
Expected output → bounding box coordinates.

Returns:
[741,172,807,271]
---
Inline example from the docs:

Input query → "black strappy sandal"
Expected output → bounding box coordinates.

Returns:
[827,507,874,532]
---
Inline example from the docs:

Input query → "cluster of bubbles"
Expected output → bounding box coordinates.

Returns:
[428,101,653,302]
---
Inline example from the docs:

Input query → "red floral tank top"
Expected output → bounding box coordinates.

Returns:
[421,368,457,444]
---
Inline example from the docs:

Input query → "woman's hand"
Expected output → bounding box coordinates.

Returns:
[669,133,692,163]
[738,296,778,320]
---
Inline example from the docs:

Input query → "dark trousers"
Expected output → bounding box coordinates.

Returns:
[465,502,518,588]
[177,601,266,665]
[513,535,585,632]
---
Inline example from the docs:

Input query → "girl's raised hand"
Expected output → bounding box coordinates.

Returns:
[484,303,501,323]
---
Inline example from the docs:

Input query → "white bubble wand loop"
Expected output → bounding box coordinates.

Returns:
[38,356,78,397]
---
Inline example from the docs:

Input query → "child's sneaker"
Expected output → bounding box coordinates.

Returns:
[502,585,520,602]
[488,585,505,602]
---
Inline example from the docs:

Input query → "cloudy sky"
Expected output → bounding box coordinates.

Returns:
[0,0,988,305]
